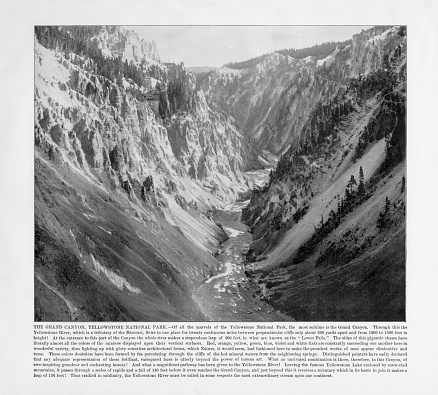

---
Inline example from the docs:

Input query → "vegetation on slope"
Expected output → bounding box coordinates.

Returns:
[35,26,162,88]
[223,38,352,70]
[240,26,406,320]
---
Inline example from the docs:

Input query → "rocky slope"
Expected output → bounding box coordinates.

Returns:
[239,26,406,320]
[34,25,406,322]
[204,26,405,155]
[93,26,160,63]
[34,26,259,321]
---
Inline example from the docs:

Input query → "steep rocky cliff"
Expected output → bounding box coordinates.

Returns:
[239,26,406,320]
[204,26,404,155]
[93,26,160,63]
[34,26,259,321]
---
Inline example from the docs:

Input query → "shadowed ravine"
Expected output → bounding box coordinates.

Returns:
[194,169,293,321]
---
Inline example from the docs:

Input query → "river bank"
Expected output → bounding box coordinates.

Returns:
[193,169,292,321]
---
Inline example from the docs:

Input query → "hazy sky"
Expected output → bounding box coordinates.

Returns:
[129,26,372,67]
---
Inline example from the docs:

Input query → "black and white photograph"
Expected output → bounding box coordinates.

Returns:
[34,25,406,322]
[3,0,438,393]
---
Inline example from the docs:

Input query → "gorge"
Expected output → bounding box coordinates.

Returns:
[34,25,406,322]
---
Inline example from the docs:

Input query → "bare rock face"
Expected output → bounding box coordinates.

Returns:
[242,26,406,248]
[35,37,255,203]
[203,26,405,155]
[34,27,260,322]
[92,26,160,63]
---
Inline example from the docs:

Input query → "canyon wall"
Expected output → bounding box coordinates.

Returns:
[34,26,259,321]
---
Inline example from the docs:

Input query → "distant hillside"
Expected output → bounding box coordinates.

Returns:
[224,40,351,70]
[223,53,270,70]
[223,39,352,70]
[222,26,397,71]
[276,39,351,60]
[187,66,220,74]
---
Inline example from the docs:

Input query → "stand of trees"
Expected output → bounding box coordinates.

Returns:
[381,103,406,172]
[349,69,397,103]
[293,166,370,265]
[223,53,271,70]
[276,39,351,60]
[35,26,153,89]
[223,39,352,70]
[376,196,392,232]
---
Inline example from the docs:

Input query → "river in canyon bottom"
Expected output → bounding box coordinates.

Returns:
[194,169,293,321]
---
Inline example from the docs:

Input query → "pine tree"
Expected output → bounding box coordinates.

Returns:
[358,166,365,197]
[338,196,344,218]
[116,69,123,87]
[347,174,357,194]
[384,196,391,216]
[329,209,337,229]
[377,196,391,232]
[377,211,386,232]
[345,187,351,203]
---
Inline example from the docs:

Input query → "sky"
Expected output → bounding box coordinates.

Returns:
[129,26,373,68]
